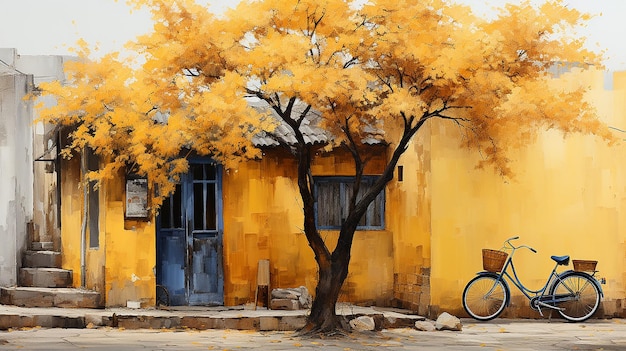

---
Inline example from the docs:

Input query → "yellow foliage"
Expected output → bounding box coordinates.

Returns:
[37,0,611,208]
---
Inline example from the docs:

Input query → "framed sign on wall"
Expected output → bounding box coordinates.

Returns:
[125,176,149,219]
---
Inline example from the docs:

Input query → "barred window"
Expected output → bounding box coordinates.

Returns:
[314,176,385,230]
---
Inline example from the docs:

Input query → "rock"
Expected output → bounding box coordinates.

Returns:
[415,320,436,331]
[435,312,462,331]
[295,286,312,309]
[349,316,376,331]
[270,299,300,310]
[270,286,312,309]
[271,290,300,300]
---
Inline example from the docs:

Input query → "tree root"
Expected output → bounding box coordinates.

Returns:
[295,316,352,338]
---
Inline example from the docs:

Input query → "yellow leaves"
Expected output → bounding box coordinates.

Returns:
[37,0,611,204]
[379,88,426,120]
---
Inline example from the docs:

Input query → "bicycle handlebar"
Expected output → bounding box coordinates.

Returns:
[504,236,537,253]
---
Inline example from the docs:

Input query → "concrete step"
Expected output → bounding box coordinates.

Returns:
[0,287,102,308]
[23,250,61,268]
[19,268,73,288]
[31,242,54,251]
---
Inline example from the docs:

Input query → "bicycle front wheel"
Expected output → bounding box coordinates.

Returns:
[550,272,601,322]
[463,274,508,321]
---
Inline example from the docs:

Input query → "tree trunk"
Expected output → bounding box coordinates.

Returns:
[300,251,351,335]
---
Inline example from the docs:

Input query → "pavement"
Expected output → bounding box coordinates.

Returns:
[0,303,424,331]
[0,318,625,350]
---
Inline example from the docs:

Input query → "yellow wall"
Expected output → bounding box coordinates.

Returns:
[60,160,155,307]
[59,157,85,287]
[62,147,402,307]
[102,174,156,307]
[222,148,396,306]
[429,69,626,317]
[386,130,433,314]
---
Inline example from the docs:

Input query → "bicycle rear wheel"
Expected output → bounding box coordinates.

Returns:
[463,274,508,321]
[550,272,600,322]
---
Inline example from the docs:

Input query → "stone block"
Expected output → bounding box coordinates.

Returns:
[393,290,402,300]
[223,317,258,330]
[0,287,55,307]
[278,316,307,331]
[270,299,300,310]
[0,315,35,330]
[31,242,54,251]
[180,316,216,330]
[23,251,61,268]
[259,317,279,331]
[53,290,101,308]
[0,287,101,308]
[19,268,72,288]
[38,315,86,329]
[117,316,181,329]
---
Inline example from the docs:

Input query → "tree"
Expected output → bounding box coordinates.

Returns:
[39,0,613,335]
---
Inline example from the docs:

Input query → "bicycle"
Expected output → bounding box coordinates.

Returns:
[462,236,604,322]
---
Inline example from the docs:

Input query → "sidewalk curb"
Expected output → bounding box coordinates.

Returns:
[0,305,424,331]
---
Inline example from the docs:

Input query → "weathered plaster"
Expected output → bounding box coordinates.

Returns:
[0,54,34,286]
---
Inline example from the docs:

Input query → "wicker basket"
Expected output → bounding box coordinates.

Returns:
[573,260,597,272]
[482,249,508,272]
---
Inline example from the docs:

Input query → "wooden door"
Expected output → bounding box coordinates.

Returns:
[156,160,223,306]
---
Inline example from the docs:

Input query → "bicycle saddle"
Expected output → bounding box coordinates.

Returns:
[551,255,570,265]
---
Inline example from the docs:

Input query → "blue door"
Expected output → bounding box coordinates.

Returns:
[156,160,224,306]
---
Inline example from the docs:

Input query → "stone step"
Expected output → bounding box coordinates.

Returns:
[0,287,102,308]
[19,268,73,288]
[23,250,61,268]
[31,242,54,251]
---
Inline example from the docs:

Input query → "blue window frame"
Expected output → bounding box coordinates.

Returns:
[314,176,385,230]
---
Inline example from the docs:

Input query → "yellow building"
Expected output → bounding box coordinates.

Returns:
[429,69,626,318]
[59,69,625,319]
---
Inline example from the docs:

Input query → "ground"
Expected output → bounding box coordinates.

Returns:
[0,319,625,350]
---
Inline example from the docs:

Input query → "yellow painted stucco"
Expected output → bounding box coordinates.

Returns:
[429,69,626,317]
[60,159,156,307]
[60,147,401,307]
[222,148,396,306]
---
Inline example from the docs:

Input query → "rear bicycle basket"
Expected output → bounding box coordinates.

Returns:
[573,260,597,272]
[482,249,508,272]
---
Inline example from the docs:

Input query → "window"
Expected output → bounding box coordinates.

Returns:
[86,148,100,249]
[314,176,385,230]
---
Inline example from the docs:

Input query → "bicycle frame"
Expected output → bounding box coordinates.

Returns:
[494,253,566,313]
[499,255,555,297]
[487,239,602,314]
[465,236,604,321]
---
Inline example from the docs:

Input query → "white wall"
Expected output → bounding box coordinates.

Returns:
[0,48,34,286]
[0,48,73,286]
[16,54,70,248]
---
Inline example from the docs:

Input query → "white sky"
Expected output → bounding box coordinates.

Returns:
[0,0,625,70]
